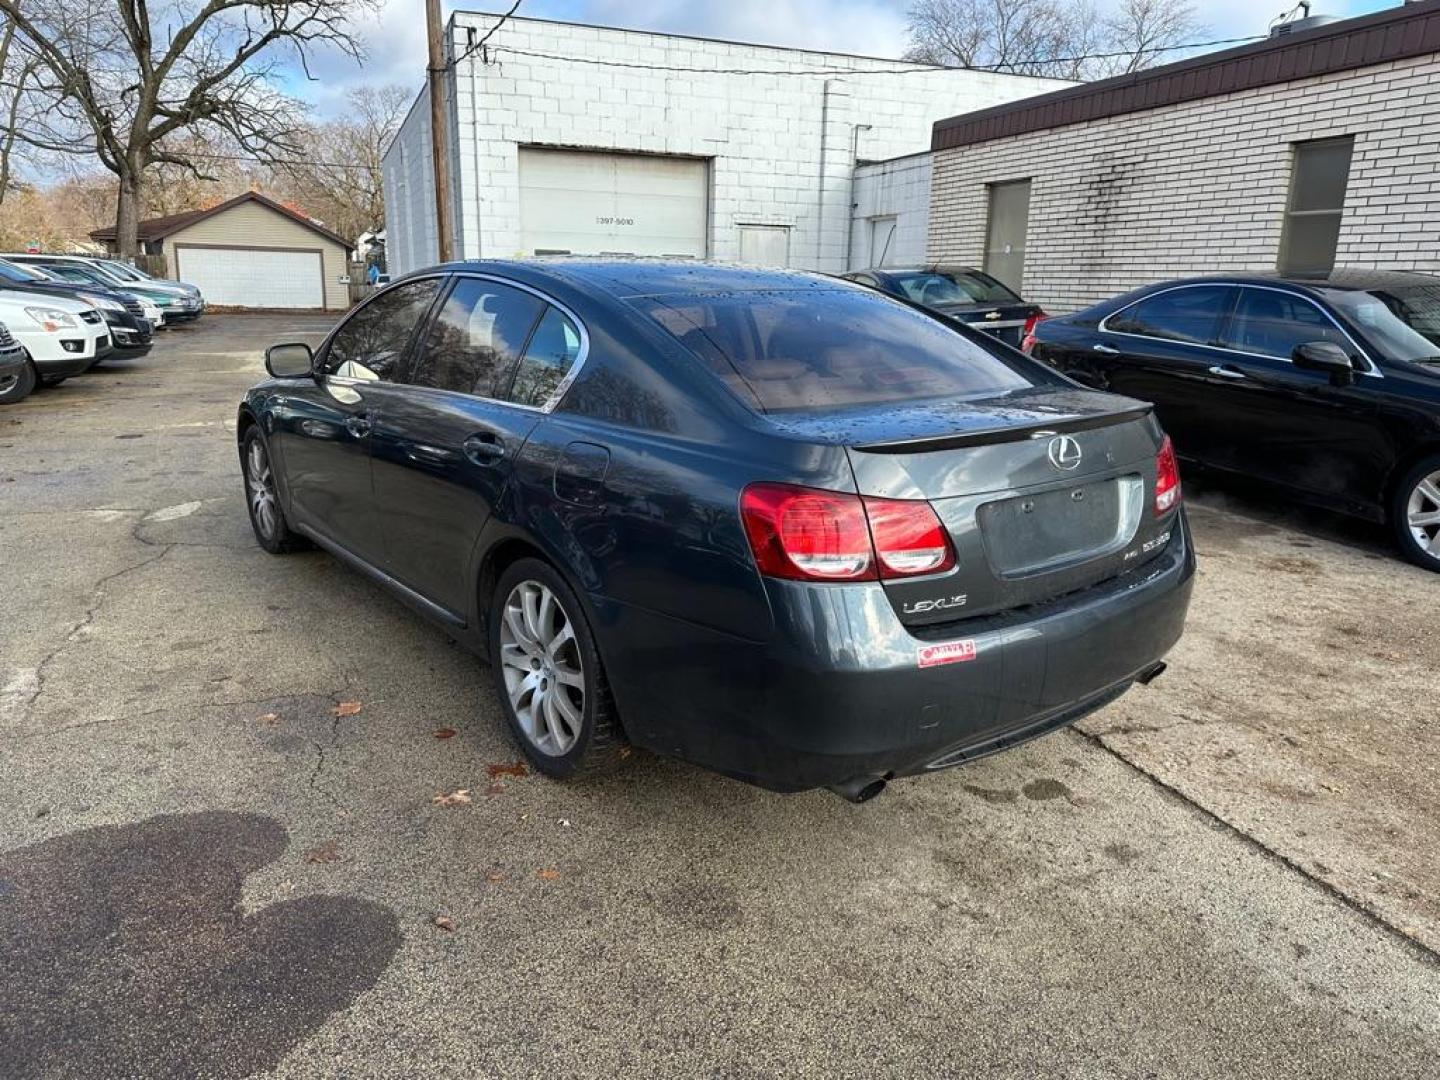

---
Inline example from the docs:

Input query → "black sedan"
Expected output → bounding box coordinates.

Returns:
[843,266,1045,350]
[239,261,1193,799]
[0,259,153,355]
[1028,271,1440,571]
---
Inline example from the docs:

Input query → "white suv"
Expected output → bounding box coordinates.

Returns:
[0,289,112,390]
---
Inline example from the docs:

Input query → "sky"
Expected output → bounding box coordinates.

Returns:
[297,0,1396,117]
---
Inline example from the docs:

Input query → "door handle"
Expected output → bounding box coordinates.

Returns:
[344,413,373,437]
[463,434,506,466]
[1092,343,1120,355]
[1207,365,1248,380]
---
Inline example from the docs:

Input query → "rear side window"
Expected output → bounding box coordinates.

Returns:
[324,278,442,382]
[892,270,1021,306]
[509,307,583,408]
[1107,287,1231,345]
[1221,289,1349,361]
[639,287,1033,412]
[409,278,544,396]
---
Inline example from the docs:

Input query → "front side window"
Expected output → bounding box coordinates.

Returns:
[1325,286,1440,362]
[1107,287,1232,345]
[1279,137,1354,276]
[409,278,544,397]
[1221,289,1349,361]
[640,287,1034,413]
[509,307,583,408]
[323,278,442,381]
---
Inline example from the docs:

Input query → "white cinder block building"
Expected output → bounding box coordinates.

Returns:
[383,13,1065,276]
[924,2,1440,312]
[849,152,934,270]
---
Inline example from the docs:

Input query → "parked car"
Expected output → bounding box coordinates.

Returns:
[1028,270,1440,571]
[238,261,1194,800]
[3,254,204,324]
[0,320,33,404]
[0,259,153,356]
[0,289,111,394]
[843,266,1046,350]
[71,254,199,298]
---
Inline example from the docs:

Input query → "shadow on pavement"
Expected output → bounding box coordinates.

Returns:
[0,811,400,1079]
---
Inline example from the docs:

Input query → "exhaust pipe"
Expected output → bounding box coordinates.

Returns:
[1136,661,1168,686]
[827,776,887,804]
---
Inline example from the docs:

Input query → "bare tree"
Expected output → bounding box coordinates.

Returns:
[273,84,410,243]
[905,0,1203,81]
[0,0,373,257]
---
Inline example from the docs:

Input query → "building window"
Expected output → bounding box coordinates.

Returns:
[737,224,790,267]
[1279,136,1353,276]
[983,180,1030,294]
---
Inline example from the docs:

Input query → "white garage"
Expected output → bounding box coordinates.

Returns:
[91,191,352,310]
[175,247,325,309]
[517,148,709,258]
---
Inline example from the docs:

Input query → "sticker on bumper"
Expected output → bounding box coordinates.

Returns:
[917,640,977,668]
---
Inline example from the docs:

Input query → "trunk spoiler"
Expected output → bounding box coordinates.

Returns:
[852,403,1153,455]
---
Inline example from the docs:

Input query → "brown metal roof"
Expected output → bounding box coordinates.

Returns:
[932,2,1440,152]
[90,191,350,249]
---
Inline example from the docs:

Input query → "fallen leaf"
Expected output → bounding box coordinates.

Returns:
[484,868,506,884]
[558,818,571,828]
[484,782,506,797]
[332,701,362,717]
[256,713,280,727]
[433,915,455,932]
[432,789,472,807]
[487,761,528,779]
[433,727,457,740]
[536,868,560,881]
[304,839,341,864]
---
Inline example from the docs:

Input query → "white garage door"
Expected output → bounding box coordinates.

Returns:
[518,148,708,258]
[175,246,325,308]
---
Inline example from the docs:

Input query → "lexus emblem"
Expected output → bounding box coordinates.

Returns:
[1047,435,1082,471]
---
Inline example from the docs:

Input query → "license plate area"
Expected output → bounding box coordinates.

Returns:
[978,475,1143,578]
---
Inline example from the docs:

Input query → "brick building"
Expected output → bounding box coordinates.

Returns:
[922,2,1440,313]
[382,12,1064,276]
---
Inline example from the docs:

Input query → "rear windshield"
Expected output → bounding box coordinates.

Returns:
[638,287,1034,412]
[1324,286,1440,362]
[890,270,1021,307]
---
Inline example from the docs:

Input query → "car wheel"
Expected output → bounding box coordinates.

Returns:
[488,557,627,778]
[0,360,37,404]
[241,427,306,554]
[1392,454,1440,572]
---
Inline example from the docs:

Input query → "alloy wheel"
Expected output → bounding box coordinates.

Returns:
[498,580,586,756]
[1407,467,1440,561]
[246,438,279,541]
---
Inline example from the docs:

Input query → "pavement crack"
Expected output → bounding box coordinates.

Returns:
[307,702,347,812]
[1071,727,1440,970]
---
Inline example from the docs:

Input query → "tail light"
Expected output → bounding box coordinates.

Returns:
[1155,435,1182,515]
[1020,311,1048,354]
[740,483,955,583]
[741,484,875,581]
[863,496,955,578]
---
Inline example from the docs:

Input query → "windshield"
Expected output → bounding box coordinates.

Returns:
[890,270,1022,308]
[1326,285,1440,362]
[96,261,145,282]
[638,287,1035,413]
[40,263,104,286]
[0,259,51,283]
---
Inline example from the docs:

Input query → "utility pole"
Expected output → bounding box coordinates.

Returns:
[425,0,454,263]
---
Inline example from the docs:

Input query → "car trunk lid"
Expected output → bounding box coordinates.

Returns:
[933,301,1043,348]
[772,388,1175,626]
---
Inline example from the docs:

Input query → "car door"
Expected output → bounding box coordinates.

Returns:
[1094,284,1238,466]
[369,275,558,617]
[1206,286,1386,506]
[271,276,443,564]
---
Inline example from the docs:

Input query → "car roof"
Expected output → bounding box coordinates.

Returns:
[1139,268,1440,295]
[424,258,856,299]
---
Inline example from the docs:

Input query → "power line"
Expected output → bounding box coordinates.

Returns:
[447,0,524,71]
[173,150,377,172]
[480,33,1268,78]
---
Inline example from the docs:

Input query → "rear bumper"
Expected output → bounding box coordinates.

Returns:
[596,512,1196,792]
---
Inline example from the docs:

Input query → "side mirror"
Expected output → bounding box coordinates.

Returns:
[265,342,314,379]
[1292,340,1355,386]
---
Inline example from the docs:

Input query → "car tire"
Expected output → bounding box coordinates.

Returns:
[488,557,627,779]
[0,359,37,404]
[241,427,307,554]
[1392,454,1440,572]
